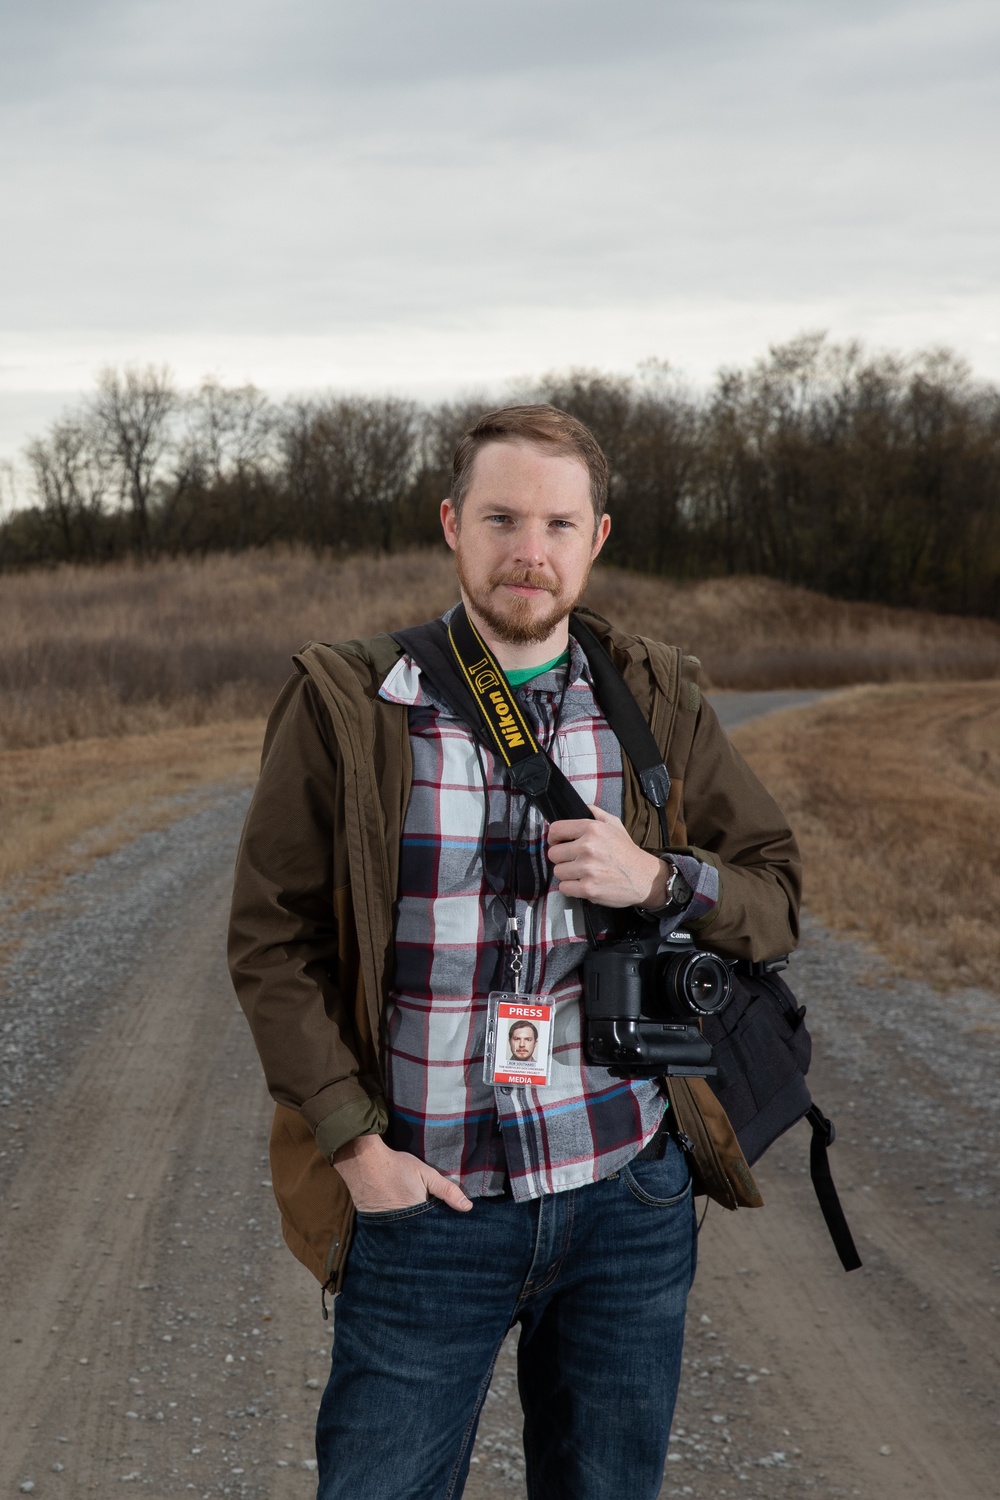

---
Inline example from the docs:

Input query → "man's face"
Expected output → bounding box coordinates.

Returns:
[440,441,611,647]
[510,1025,537,1060]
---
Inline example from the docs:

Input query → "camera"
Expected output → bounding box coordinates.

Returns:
[582,929,734,1077]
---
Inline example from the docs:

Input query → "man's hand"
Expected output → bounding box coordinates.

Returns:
[332,1133,473,1214]
[547,804,669,909]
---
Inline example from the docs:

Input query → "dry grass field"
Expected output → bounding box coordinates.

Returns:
[3,546,1000,751]
[0,721,260,895]
[2,549,998,987]
[588,568,1000,691]
[732,682,1000,991]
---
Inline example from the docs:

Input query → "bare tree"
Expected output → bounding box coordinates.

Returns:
[0,459,25,523]
[91,365,177,552]
[179,379,276,484]
[3,347,998,616]
[165,380,279,548]
[280,396,418,551]
[25,417,115,559]
[696,335,1000,613]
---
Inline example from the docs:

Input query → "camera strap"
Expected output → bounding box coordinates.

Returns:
[395,606,615,944]
[567,613,673,849]
[393,604,678,946]
[392,605,673,837]
[443,604,595,824]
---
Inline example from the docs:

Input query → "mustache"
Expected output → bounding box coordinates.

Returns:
[489,568,558,594]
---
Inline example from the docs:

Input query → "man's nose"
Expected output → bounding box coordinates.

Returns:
[512,523,548,568]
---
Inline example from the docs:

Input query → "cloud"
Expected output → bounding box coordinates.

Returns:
[0,0,998,444]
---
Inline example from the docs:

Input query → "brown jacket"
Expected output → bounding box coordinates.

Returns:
[228,611,801,1286]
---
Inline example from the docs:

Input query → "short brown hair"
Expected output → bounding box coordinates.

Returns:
[450,404,609,521]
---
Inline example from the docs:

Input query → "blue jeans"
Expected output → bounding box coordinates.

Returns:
[316,1140,696,1500]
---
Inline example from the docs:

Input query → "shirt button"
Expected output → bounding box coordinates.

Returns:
[499,1086,512,1096]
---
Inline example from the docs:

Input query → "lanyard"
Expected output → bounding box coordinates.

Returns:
[472,653,572,994]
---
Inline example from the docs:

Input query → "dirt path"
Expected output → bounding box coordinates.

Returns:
[1,700,998,1498]
[707,689,831,732]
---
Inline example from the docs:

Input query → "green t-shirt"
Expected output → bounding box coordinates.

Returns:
[504,650,569,688]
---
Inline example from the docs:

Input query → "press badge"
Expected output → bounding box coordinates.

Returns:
[484,993,555,1088]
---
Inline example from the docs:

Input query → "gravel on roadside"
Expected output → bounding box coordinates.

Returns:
[0,786,253,1191]
[3,787,999,1498]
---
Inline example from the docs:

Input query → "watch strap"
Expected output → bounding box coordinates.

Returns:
[635,858,693,921]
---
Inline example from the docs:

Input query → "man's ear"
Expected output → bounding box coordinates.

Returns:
[440,499,459,552]
[592,512,611,558]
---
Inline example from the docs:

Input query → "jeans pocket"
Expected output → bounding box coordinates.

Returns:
[354,1199,435,1225]
[622,1147,692,1208]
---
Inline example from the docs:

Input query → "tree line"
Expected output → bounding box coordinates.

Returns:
[2,333,999,618]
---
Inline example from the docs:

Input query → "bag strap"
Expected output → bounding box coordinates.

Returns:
[805,1105,863,1271]
[571,623,862,1271]
[567,614,673,846]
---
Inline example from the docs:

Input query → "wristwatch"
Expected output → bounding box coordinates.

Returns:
[636,857,693,920]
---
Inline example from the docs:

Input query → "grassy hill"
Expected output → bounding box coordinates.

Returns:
[732,683,1000,990]
[4,546,1000,751]
[2,547,997,984]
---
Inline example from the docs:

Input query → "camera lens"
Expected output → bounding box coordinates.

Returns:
[683,955,731,1014]
[657,949,733,1016]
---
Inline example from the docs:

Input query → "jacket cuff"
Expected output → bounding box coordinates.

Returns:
[315,1094,389,1164]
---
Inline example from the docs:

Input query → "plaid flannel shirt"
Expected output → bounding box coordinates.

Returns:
[378,630,719,1201]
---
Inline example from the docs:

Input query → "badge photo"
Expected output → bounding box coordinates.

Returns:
[484,993,555,1088]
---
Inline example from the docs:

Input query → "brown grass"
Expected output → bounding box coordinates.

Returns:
[3,548,999,751]
[4,553,999,988]
[2,649,996,996]
[0,720,261,895]
[589,572,1000,690]
[731,682,1000,991]
[0,550,460,750]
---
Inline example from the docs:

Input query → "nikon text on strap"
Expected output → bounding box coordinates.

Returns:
[393,607,598,827]
[445,605,594,818]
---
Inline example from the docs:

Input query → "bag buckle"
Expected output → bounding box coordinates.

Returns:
[740,955,790,977]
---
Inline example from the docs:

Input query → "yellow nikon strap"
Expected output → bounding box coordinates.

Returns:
[447,607,542,765]
[445,605,592,818]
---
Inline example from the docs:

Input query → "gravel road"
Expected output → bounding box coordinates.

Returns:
[1,693,998,1498]
[708,690,831,732]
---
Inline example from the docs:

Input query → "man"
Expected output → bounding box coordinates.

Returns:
[228,404,800,1499]
[508,1021,539,1064]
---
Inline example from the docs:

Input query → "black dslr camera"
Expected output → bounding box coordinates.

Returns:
[582,929,734,1077]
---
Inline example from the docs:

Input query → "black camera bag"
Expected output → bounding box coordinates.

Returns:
[701,963,812,1167]
[393,606,860,1272]
[700,962,860,1270]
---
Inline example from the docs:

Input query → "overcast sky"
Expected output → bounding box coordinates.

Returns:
[1,0,998,458]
